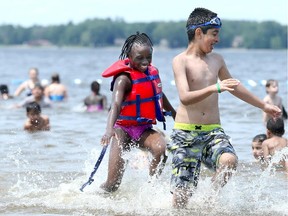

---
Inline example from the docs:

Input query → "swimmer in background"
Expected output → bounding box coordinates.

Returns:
[263,79,287,124]
[14,83,51,108]
[0,84,13,100]
[14,67,40,97]
[84,81,108,112]
[262,117,288,173]
[251,133,267,162]
[24,101,50,132]
[44,73,68,102]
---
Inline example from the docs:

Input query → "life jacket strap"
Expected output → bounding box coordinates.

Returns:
[132,74,160,84]
[121,93,162,106]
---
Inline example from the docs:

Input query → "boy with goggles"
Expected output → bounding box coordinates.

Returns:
[186,16,222,31]
[168,7,281,208]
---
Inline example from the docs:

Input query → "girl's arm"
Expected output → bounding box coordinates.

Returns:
[14,81,27,97]
[101,74,131,145]
[162,92,176,120]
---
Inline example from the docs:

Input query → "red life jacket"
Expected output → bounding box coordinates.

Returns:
[102,59,165,126]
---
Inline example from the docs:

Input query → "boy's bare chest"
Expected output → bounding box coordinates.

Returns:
[186,65,217,86]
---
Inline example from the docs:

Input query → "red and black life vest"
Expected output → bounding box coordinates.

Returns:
[102,59,165,126]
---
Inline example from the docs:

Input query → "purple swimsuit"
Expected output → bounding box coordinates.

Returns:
[114,124,152,140]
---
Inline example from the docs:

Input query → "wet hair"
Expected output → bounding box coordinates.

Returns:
[186,8,218,42]
[0,84,9,94]
[267,117,285,136]
[119,32,153,60]
[51,73,60,83]
[252,134,267,143]
[265,79,278,88]
[26,101,41,114]
[91,81,100,93]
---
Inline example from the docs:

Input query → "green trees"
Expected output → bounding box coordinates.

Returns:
[0,18,286,49]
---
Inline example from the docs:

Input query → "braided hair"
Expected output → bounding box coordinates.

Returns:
[119,32,153,60]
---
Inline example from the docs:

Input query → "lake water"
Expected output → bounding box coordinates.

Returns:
[0,47,287,216]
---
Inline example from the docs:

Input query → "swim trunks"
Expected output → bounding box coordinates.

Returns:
[167,123,237,192]
[114,124,152,141]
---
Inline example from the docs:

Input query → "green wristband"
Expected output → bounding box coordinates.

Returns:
[216,83,221,93]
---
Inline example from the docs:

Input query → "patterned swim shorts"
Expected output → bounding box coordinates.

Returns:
[167,124,237,192]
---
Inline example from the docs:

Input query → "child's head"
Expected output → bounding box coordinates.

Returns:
[29,67,39,79]
[32,83,44,98]
[265,79,278,94]
[186,8,221,42]
[119,32,153,72]
[251,134,267,160]
[266,117,285,137]
[26,102,41,122]
[51,73,60,83]
[0,84,9,99]
[91,81,100,94]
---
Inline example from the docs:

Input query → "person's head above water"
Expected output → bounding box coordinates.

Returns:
[119,32,153,60]
[251,133,267,160]
[119,32,154,73]
[186,7,221,42]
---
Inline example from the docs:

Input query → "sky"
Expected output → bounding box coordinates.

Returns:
[0,0,287,27]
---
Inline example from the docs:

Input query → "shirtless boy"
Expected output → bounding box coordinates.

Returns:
[24,102,50,132]
[262,117,288,172]
[168,7,282,208]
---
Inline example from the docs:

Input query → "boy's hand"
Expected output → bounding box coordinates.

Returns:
[218,78,240,92]
[263,103,282,118]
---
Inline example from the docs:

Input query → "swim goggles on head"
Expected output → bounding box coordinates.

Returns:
[186,17,222,31]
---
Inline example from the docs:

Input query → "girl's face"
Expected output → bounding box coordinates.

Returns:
[252,141,263,160]
[128,44,152,72]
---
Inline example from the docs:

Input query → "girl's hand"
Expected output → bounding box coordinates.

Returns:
[101,129,116,146]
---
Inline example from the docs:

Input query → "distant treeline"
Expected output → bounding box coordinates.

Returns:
[0,18,287,49]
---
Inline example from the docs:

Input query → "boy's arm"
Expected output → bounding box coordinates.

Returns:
[172,57,218,105]
[173,54,239,106]
[217,56,281,118]
[261,141,271,163]
[231,83,281,118]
